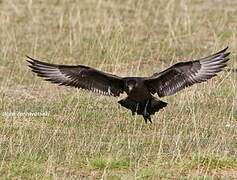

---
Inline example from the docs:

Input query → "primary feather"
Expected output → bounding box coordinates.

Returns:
[145,47,230,97]
[27,56,124,97]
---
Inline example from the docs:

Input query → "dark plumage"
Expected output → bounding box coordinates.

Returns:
[27,47,230,123]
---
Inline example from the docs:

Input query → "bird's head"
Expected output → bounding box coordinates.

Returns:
[125,79,137,94]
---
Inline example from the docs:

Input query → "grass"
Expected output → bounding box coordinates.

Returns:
[89,157,130,170]
[0,0,236,179]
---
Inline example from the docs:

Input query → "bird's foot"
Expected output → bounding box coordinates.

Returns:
[143,114,152,123]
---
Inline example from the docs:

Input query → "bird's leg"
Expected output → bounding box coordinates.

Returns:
[142,114,152,123]
[135,103,139,114]
[143,115,148,123]
[147,116,152,123]
[144,100,149,117]
[143,100,152,123]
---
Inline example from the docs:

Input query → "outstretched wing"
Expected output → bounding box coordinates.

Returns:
[27,56,125,96]
[145,47,230,97]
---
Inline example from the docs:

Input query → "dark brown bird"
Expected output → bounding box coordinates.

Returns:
[27,47,230,123]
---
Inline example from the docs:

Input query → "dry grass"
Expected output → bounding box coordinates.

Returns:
[0,0,236,179]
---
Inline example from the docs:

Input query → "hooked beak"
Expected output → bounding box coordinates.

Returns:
[128,85,133,93]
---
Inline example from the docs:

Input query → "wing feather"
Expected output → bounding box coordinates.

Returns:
[27,56,124,96]
[145,47,230,97]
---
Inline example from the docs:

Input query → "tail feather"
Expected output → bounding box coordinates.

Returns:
[118,97,167,121]
[118,98,138,115]
[149,99,167,115]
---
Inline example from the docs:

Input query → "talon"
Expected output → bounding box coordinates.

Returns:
[143,115,148,123]
[143,113,152,123]
[148,116,152,123]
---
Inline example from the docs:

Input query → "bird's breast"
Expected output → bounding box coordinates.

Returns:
[127,86,152,101]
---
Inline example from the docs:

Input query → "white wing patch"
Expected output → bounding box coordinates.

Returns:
[89,87,113,96]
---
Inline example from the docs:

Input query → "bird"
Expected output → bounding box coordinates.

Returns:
[27,47,230,123]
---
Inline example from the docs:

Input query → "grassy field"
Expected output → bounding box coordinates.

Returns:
[0,0,236,179]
